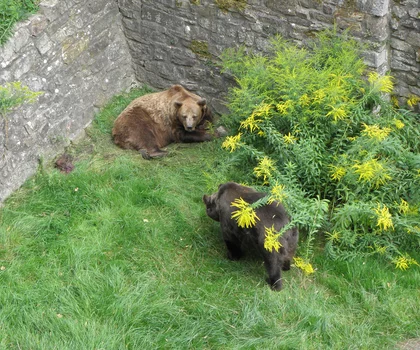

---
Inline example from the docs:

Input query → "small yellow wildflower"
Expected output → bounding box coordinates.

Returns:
[268,183,287,204]
[299,94,310,107]
[254,157,275,183]
[391,95,399,108]
[373,243,387,255]
[264,225,282,252]
[407,95,420,107]
[276,100,293,115]
[329,165,346,181]
[283,132,298,145]
[240,115,261,133]
[293,257,315,275]
[252,103,273,117]
[222,133,241,152]
[361,123,391,141]
[231,197,260,228]
[352,158,392,188]
[393,119,405,129]
[374,203,394,231]
[326,105,347,121]
[326,230,340,242]
[398,199,409,214]
[368,72,393,93]
[394,255,419,271]
[313,89,326,103]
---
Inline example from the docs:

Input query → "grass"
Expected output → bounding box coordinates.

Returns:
[1,87,419,349]
[0,0,39,45]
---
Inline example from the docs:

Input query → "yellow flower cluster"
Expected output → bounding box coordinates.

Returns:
[374,203,394,231]
[268,183,287,204]
[230,197,260,228]
[264,225,282,252]
[222,133,241,153]
[276,100,293,114]
[394,255,419,270]
[240,115,262,132]
[329,165,346,181]
[352,158,392,187]
[368,72,394,93]
[398,199,409,214]
[361,123,391,141]
[326,104,347,121]
[393,119,405,129]
[253,157,275,183]
[293,257,315,275]
[407,95,419,107]
[283,132,298,145]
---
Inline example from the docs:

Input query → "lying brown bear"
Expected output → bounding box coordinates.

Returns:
[203,182,299,291]
[112,85,213,159]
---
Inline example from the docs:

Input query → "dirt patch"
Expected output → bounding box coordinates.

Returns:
[399,339,420,350]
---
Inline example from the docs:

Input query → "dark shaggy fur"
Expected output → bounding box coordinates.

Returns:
[203,182,299,291]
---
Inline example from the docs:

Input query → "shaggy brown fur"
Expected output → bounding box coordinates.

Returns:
[112,85,213,159]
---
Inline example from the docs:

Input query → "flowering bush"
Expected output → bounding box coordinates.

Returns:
[219,30,420,270]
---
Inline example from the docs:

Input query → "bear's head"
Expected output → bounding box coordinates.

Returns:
[202,193,220,221]
[175,98,207,132]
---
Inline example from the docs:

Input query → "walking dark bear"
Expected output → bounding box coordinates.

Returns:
[203,182,298,291]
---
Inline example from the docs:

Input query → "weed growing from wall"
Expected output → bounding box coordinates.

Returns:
[219,30,420,270]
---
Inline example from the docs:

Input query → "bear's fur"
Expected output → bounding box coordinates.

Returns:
[112,85,213,159]
[203,182,299,291]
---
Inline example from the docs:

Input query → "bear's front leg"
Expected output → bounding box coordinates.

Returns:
[263,254,283,291]
[224,240,242,261]
[176,129,213,143]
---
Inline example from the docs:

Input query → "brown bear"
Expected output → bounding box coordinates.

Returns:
[112,85,213,159]
[203,182,299,291]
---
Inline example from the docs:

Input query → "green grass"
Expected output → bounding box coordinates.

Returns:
[1,87,419,349]
[0,0,39,45]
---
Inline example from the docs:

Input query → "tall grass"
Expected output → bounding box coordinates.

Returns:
[0,0,39,45]
[0,87,419,349]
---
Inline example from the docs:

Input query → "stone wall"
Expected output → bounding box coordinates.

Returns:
[118,0,414,114]
[0,0,135,203]
[390,1,420,105]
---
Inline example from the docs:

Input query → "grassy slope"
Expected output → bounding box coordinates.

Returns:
[0,88,419,349]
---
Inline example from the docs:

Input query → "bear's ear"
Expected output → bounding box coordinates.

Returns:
[174,101,183,109]
[202,194,209,204]
[197,98,206,106]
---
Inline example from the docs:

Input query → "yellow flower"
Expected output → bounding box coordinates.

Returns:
[283,132,298,145]
[313,89,326,104]
[398,199,409,214]
[293,257,315,275]
[222,133,241,152]
[391,95,399,108]
[394,255,419,270]
[240,115,261,132]
[276,100,293,115]
[373,243,388,255]
[326,230,340,242]
[361,123,391,141]
[231,197,260,228]
[329,165,346,181]
[368,72,393,93]
[326,105,347,121]
[299,94,310,106]
[352,158,392,187]
[374,203,394,231]
[264,225,282,252]
[407,95,420,107]
[268,183,287,204]
[252,103,273,117]
[393,119,405,129]
[254,157,275,183]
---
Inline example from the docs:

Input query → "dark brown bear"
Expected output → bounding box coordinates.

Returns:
[203,182,299,291]
[112,85,213,159]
